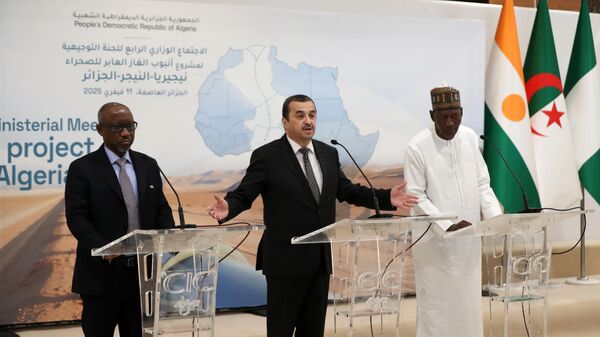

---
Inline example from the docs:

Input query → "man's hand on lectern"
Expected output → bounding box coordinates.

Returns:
[446,220,472,232]
[103,255,119,263]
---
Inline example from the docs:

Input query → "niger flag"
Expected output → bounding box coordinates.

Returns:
[484,0,540,213]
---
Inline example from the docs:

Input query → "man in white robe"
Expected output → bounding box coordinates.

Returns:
[404,86,502,337]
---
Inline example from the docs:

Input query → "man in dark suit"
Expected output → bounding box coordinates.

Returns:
[207,94,417,337]
[65,102,174,337]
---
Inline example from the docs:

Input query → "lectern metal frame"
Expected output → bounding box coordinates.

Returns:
[92,224,264,337]
[292,215,456,337]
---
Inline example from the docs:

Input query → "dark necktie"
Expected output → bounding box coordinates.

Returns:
[116,157,140,232]
[299,148,320,203]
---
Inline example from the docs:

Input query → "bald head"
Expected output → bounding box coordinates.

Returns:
[98,102,130,124]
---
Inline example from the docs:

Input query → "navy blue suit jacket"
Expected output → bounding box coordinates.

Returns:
[65,145,174,295]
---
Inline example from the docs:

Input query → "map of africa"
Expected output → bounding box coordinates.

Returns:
[195,45,378,166]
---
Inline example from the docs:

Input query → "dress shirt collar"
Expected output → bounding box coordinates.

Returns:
[286,135,315,154]
[104,144,132,165]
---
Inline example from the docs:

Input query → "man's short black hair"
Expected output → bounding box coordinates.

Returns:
[282,95,314,120]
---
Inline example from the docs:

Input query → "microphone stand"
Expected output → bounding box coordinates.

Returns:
[480,135,541,213]
[158,167,197,229]
[331,139,393,218]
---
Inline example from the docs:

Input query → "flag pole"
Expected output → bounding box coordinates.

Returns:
[566,186,600,285]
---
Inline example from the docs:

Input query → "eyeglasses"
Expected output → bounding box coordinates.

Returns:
[102,121,138,133]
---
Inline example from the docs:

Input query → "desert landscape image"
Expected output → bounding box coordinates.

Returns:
[0,164,415,327]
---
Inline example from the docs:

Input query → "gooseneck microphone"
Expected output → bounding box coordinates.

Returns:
[330,139,393,218]
[480,135,541,213]
[156,165,197,229]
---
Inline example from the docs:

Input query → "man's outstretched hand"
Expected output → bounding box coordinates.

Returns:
[391,182,419,210]
[207,194,229,221]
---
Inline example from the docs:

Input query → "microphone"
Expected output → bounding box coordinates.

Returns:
[155,164,197,229]
[330,139,393,218]
[480,135,541,213]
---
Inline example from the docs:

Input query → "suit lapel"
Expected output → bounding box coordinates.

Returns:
[93,146,124,202]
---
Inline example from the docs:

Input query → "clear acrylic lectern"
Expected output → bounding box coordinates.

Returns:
[92,224,264,337]
[292,215,456,337]
[446,210,589,337]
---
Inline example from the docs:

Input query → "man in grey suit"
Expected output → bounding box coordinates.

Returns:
[208,94,417,337]
[65,102,174,337]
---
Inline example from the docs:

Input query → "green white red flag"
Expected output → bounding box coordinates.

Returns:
[523,0,581,208]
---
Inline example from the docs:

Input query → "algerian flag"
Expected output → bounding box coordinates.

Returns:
[484,0,540,213]
[524,0,581,208]
[565,0,600,204]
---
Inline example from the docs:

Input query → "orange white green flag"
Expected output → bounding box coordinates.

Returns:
[484,0,540,213]
[565,0,600,204]
[524,0,581,208]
